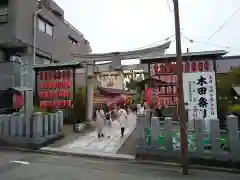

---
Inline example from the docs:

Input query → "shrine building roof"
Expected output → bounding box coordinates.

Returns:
[140,50,228,64]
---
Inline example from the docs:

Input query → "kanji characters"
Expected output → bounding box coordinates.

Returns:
[198,97,208,108]
[197,75,207,86]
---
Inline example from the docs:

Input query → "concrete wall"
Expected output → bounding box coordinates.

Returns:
[0,61,21,89]
[13,0,91,63]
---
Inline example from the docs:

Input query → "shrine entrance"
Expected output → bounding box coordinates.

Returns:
[140,50,227,122]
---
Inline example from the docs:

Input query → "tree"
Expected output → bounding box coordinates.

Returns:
[66,87,86,124]
[216,68,240,121]
[125,78,145,104]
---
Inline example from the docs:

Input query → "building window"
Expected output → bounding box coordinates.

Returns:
[46,24,53,36]
[68,36,78,45]
[38,18,45,32]
[38,17,53,37]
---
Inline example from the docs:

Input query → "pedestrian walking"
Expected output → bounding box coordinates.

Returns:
[118,105,128,137]
[96,106,106,139]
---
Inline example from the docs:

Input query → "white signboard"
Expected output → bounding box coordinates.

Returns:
[183,72,217,121]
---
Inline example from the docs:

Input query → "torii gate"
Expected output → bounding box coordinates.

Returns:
[71,42,171,120]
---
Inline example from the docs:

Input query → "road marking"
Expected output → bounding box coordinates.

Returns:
[10,160,30,165]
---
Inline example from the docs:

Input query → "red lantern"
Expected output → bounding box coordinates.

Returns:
[153,63,158,74]
[63,91,67,97]
[40,72,44,80]
[67,100,72,107]
[40,101,45,108]
[39,92,44,99]
[57,82,61,88]
[40,82,44,89]
[54,91,58,98]
[66,70,71,79]
[197,61,203,72]
[165,63,171,73]
[62,81,67,88]
[67,81,72,88]
[185,62,190,73]
[49,91,53,98]
[171,63,176,73]
[52,100,56,107]
[43,82,47,89]
[49,82,52,89]
[53,82,57,89]
[62,71,66,79]
[191,62,196,72]
[56,100,60,108]
[204,61,210,71]
[53,71,57,80]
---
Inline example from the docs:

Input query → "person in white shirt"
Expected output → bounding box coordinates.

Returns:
[96,106,106,139]
[139,104,145,114]
[118,105,128,136]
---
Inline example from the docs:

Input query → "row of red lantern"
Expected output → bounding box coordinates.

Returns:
[159,86,177,95]
[153,61,211,75]
[39,90,71,99]
[40,81,72,89]
[157,97,178,108]
[40,70,72,80]
[40,100,72,109]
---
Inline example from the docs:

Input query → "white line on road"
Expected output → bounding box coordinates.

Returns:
[10,160,30,165]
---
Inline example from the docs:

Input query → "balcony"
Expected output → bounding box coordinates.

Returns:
[0,7,7,23]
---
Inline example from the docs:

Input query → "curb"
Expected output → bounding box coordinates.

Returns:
[0,146,135,161]
[132,160,240,174]
[1,146,240,173]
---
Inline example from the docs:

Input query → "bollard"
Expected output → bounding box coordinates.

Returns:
[54,113,58,134]
[164,117,173,151]
[58,111,64,132]
[3,115,11,137]
[209,119,221,154]
[32,112,43,138]
[43,114,49,137]
[48,114,54,135]
[18,114,24,138]
[0,115,4,136]
[10,114,19,137]
[227,115,240,159]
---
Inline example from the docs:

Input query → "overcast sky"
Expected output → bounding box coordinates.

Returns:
[55,0,240,55]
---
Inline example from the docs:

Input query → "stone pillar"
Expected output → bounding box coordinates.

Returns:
[111,52,121,70]
[27,58,33,120]
[33,112,43,138]
[87,76,93,121]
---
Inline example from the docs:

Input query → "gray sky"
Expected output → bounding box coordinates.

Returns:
[55,0,240,55]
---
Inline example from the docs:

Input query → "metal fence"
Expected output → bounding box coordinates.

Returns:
[136,114,240,162]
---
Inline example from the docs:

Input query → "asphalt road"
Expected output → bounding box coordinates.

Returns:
[0,150,240,180]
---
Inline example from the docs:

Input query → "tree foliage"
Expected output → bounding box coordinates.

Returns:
[216,68,240,117]
[125,77,145,104]
[66,87,86,123]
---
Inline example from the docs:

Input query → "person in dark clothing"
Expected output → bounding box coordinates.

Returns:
[155,107,164,120]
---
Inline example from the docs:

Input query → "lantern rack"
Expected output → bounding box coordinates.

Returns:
[34,62,85,109]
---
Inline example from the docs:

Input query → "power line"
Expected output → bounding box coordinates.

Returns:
[181,33,240,52]
[208,6,240,40]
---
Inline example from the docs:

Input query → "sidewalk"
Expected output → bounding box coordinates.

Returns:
[41,114,136,158]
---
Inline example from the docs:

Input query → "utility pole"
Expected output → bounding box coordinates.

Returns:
[172,0,188,174]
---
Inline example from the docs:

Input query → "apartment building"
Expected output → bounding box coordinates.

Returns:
[0,0,91,89]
